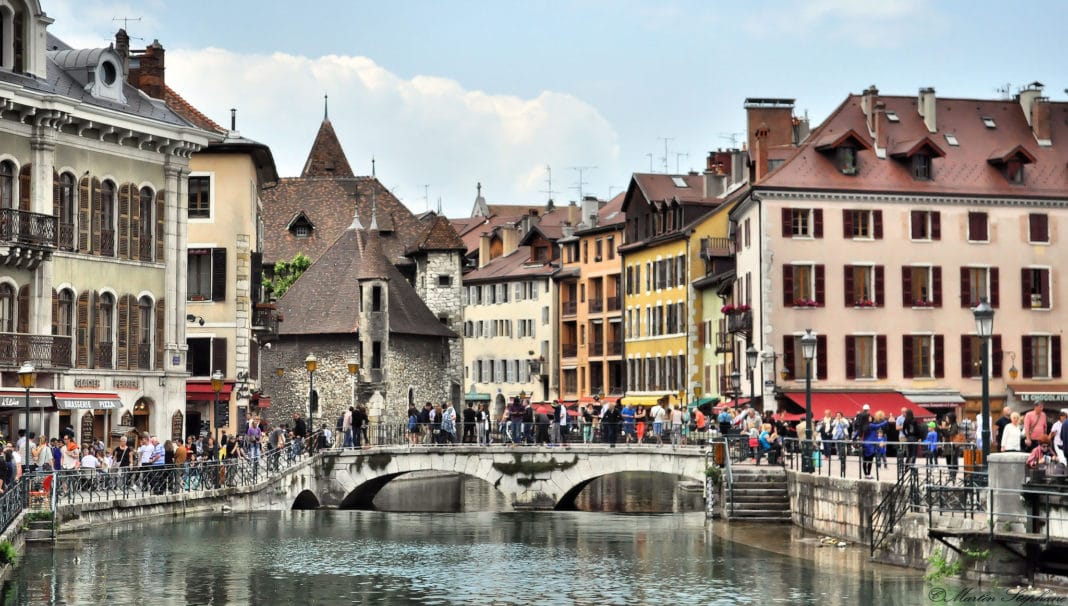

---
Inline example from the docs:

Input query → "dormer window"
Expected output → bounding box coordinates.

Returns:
[285,211,315,238]
[48,48,127,104]
[987,145,1035,185]
[814,128,870,177]
[837,146,857,175]
[0,3,25,73]
[1006,160,1024,184]
[890,137,945,181]
[911,154,931,180]
[293,224,311,238]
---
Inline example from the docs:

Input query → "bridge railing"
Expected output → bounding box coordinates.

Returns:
[780,437,980,481]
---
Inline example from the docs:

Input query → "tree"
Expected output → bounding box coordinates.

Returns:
[264,252,311,299]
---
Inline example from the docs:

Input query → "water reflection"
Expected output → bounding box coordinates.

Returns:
[6,511,933,605]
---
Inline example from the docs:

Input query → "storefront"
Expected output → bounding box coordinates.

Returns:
[1006,384,1068,411]
[186,380,234,439]
[53,391,123,446]
[0,389,54,444]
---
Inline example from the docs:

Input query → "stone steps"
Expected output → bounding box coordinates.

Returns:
[726,470,790,522]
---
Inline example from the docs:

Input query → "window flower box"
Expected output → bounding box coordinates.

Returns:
[913,299,934,308]
[854,299,875,308]
[793,299,819,308]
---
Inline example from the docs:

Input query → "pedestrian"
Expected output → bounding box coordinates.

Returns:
[670,405,683,449]
[923,422,939,467]
[441,402,457,444]
[342,406,354,448]
[408,404,421,446]
[1023,402,1049,451]
[462,402,477,444]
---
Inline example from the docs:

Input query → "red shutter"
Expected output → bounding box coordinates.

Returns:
[873,210,883,239]
[783,335,795,380]
[781,208,792,237]
[992,335,1003,378]
[18,163,30,211]
[1041,269,1051,308]
[931,211,941,240]
[816,335,828,380]
[1029,213,1049,243]
[875,265,885,306]
[902,266,913,306]
[842,209,853,238]
[1022,336,1033,378]
[1021,268,1032,309]
[813,209,823,238]
[960,267,971,308]
[16,285,29,333]
[934,335,945,378]
[877,335,887,379]
[933,266,943,307]
[814,264,825,306]
[845,336,856,379]
[960,335,973,378]
[1053,336,1062,378]
[782,265,794,307]
[990,268,999,308]
[843,265,854,306]
[910,211,923,239]
[902,335,914,378]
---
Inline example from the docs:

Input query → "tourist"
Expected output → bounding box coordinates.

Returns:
[1026,437,1056,469]
[875,430,888,469]
[579,405,592,444]
[508,398,524,445]
[293,414,307,456]
[477,404,490,445]
[860,411,889,479]
[523,403,536,444]
[598,402,611,442]
[898,409,920,465]
[1001,412,1023,452]
[342,406,354,448]
[654,401,671,447]
[408,404,421,445]
[247,422,263,460]
[558,402,569,446]
[717,407,732,436]
[922,422,939,466]
[0,451,14,494]
[112,436,133,489]
[680,406,691,445]
[1023,402,1048,451]
[819,410,835,458]
[534,406,551,445]
[60,436,80,471]
[356,405,370,447]
[939,413,962,481]
[81,448,100,469]
[994,407,1012,452]
[670,405,683,450]
[51,439,62,473]
[462,402,476,444]
[441,402,457,444]
[1052,410,1068,463]
[603,404,622,448]
[634,405,647,445]
[33,436,53,472]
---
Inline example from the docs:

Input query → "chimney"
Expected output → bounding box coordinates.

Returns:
[704,150,733,196]
[114,29,130,78]
[918,87,937,133]
[501,224,518,255]
[580,195,599,228]
[230,108,237,131]
[1031,96,1051,144]
[753,124,769,182]
[874,101,888,151]
[861,85,879,135]
[1018,82,1044,125]
[131,40,166,99]
[561,222,575,238]
[566,200,580,225]
[745,97,795,154]
[478,233,491,268]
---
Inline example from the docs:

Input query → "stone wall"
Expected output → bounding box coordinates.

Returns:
[419,251,464,398]
[258,335,359,429]
[386,333,452,423]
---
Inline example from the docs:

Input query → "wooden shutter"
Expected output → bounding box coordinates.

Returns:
[902,335,914,379]
[843,265,854,306]
[813,209,823,238]
[116,294,129,369]
[1053,336,1062,378]
[91,178,102,254]
[910,211,923,239]
[989,268,999,308]
[1022,336,1033,378]
[52,170,60,220]
[212,337,228,376]
[18,163,30,211]
[816,334,828,380]
[50,288,58,337]
[250,341,259,380]
[131,188,141,261]
[78,176,90,252]
[814,264,825,306]
[934,335,945,378]
[876,335,887,379]
[874,265,885,306]
[696,321,705,345]
[155,189,165,262]
[250,251,263,304]
[782,336,795,380]
[992,335,1003,378]
[16,285,29,333]
[960,335,973,377]
[211,248,227,301]
[76,290,90,368]
[1029,213,1048,243]
[155,298,165,370]
[782,265,794,306]
[845,336,856,379]
[968,212,987,241]
[930,211,941,240]
[873,210,883,239]
[960,267,971,308]
[902,266,912,306]
[1041,269,1051,308]
[932,267,943,307]
[781,208,792,237]
[128,297,140,370]
[1021,268,1032,309]
[118,183,131,259]
[842,209,853,238]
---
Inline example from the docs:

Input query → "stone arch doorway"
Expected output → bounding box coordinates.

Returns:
[133,397,152,436]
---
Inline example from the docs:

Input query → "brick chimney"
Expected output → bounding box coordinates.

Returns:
[917,87,936,133]
[745,98,795,154]
[873,101,888,151]
[130,39,166,99]
[1031,96,1051,144]
[753,124,770,182]
[704,150,733,197]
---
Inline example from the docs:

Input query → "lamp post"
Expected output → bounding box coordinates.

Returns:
[746,345,758,412]
[729,369,741,408]
[347,356,359,418]
[801,330,817,473]
[211,369,224,443]
[18,361,35,485]
[973,298,994,472]
[305,353,318,426]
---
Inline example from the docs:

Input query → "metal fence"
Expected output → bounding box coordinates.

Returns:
[780,437,982,482]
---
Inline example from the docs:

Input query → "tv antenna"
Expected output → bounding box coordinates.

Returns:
[995,83,1011,100]
[718,132,743,147]
[645,153,654,172]
[569,166,597,202]
[540,165,558,202]
[112,17,143,40]
[658,137,674,173]
[422,184,430,211]
[675,152,689,173]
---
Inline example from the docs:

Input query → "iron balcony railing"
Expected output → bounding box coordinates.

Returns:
[0,333,72,369]
[0,208,57,247]
[607,340,623,355]
[252,303,281,340]
[99,229,115,256]
[727,310,752,334]
[561,343,577,358]
[562,301,577,316]
[95,342,114,369]
[589,341,604,357]
[58,222,75,251]
[588,298,603,313]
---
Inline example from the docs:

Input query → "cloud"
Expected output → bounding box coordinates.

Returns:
[743,0,939,49]
[165,48,620,216]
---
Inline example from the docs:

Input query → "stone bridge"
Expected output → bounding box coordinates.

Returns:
[258,445,710,511]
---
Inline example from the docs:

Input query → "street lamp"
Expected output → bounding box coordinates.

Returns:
[729,369,741,407]
[18,361,35,487]
[347,356,359,411]
[274,367,284,378]
[211,369,224,442]
[747,345,758,411]
[973,298,994,472]
[800,329,817,473]
[305,353,318,425]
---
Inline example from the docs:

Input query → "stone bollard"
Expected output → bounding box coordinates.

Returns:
[987,452,1030,532]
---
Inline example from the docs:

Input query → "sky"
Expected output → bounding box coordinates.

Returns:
[47,0,1068,217]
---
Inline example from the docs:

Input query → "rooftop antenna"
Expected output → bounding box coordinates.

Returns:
[658,137,674,173]
[995,83,1011,100]
[423,184,430,211]
[607,185,624,198]
[675,152,689,173]
[540,165,558,202]
[645,153,654,172]
[569,166,597,202]
[112,16,142,34]
[371,156,376,177]
[437,196,442,215]
[718,132,743,147]
[323,94,329,120]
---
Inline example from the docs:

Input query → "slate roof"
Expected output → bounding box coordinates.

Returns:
[412,215,467,252]
[759,92,1068,198]
[301,119,354,178]
[462,246,555,283]
[277,224,455,338]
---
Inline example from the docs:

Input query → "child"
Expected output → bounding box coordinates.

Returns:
[923,421,939,466]
[875,429,888,469]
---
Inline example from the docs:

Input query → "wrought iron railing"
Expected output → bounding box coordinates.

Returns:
[139,238,153,261]
[58,222,75,251]
[0,333,72,368]
[607,340,623,355]
[0,208,57,247]
[137,347,152,370]
[606,295,621,312]
[589,341,603,357]
[95,342,114,369]
[588,298,603,313]
[562,301,577,316]
[252,303,281,339]
[99,229,115,256]
[871,465,920,555]
[561,343,577,358]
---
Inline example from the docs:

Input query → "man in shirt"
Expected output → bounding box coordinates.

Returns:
[1023,402,1049,450]
[994,407,1013,452]
[342,407,354,448]
[670,405,684,449]
[649,402,665,446]
[1051,410,1067,464]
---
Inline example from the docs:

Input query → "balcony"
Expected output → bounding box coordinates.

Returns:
[368,368,385,383]
[588,298,603,313]
[139,238,153,262]
[137,347,153,370]
[562,343,577,358]
[252,303,283,342]
[606,295,621,312]
[99,229,115,257]
[607,340,623,355]
[699,237,733,259]
[716,331,731,354]
[0,333,72,369]
[562,301,577,317]
[95,342,114,369]
[589,341,604,358]
[727,309,752,334]
[0,208,57,268]
[58,222,75,251]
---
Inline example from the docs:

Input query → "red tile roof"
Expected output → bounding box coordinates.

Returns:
[630,173,721,204]
[301,119,354,178]
[463,246,555,283]
[162,85,225,133]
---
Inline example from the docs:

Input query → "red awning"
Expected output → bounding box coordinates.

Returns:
[253,396,271,409]
[53,391,122,410]
[578,396,620,405]
[186,381,233,401]
[783,391,936,420]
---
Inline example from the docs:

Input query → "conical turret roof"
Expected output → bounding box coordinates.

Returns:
[300,119,354,178]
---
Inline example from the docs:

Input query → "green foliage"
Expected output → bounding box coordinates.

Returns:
[264,253,311,299]
[25,511,52,523]
[705,465,723,486]
[925,548,963,583]
[0,541,17,566]
[492,454,578,476]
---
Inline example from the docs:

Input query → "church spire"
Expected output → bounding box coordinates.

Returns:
[300,113,354,178]
[324,93,329,120]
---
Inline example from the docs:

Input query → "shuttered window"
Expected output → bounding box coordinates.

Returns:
[187,248,227,301]
[1029,213,1049,244]
[967,212,988,242]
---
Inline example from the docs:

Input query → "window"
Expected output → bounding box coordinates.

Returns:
[967,212,988,242]
[961,335,1002,379]
[1022,268,1051,309]
[843,209,881,239]
[837,146,857,175]
[944,133,959,146]
[293,224,311,238]
[371,285,383,312]
[903,265,941,307]
[783,263,824,307]
[57,173,76,250]
[0,283,12,331]
[676,256,686,287]
[607,237,615,260]
[791,209,810,236]
[909,210,940,240]
[371,341,382,369]
[1023,335,1061,379]
[982,116,996,129]
[1029,213,1049,244]
[138,187,154,260]
[0,161,13,209]
[783,333,827,381]
[437,275,452,287]
[911,154,931,180]
[56,289,74,337]
[903,334,943,379]
[960,266,998,308]
[187,248,226,301]
[782,208,823,238]
[844,264,881,306]
[188,176,211,219]
[847,335,876,379]
[97,292,115,368]
[138,296,153,369]
[1006,161,1024,184]
[99,180,116,256]
[744,218,751,248]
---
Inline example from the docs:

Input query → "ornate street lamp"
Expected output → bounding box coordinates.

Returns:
[305,353,318,424]
[973,298,994,472]
[347,356,360,411]
[801,329,817,473]
[211,369,224,442]
[18,361,35,491]
[729,369,741,407]
[747,345,758,411]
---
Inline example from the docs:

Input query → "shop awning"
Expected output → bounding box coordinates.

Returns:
[621,395,671,407]
[692,396,721,408]
[53,391,122,410]
[783,391,936,420]
[186,380,234,401]
[0,389,53,409]
[1007,383,1068,404]
[903,392,966,407]
[251,396,271,409]
[463,392,491,402]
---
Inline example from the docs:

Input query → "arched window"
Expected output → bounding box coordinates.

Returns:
[138,187,153,260]
[57,289,74,337]
[0,283,13,331]
[98,292,115,368]
[100,180,116,256]
[58,172,76,250]
[0,161,14,209]
[138,295,153,369]
[0,3,25,73]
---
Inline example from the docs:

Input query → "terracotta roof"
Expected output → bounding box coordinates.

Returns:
[301,119,354,178]
[162,85,225,133]
[449,214,520,256]
[760,93,1068,198]
[630,173,720,204]
[487,203,545,216]
[277,224,454,338]
[597,192,626,226]
[463,246,555,283]
[414,215,467,251]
